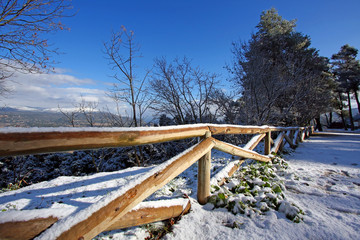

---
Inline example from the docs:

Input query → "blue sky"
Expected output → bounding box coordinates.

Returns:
[3,0,360,113]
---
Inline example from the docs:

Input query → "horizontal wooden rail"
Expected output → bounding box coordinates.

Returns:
[212,138,271,162]
[0,124,309,157]
[0,125,210,157]
[106,198,191,231]
[0,216,58,240]
[208,125,270,135]
[0,199,191,240]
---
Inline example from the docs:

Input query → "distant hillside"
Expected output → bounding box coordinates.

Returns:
[0,107,126,127]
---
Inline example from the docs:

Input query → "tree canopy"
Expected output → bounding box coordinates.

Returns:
[229,8,334,126]
[331,44,360,130]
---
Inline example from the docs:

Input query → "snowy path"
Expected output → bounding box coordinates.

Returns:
[163,131,360,240]
[288,131,360,168]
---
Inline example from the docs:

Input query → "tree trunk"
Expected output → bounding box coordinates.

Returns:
[325,113,330,127]
[338,92,347,130]
[340,110,347,130]
[329,112,333,126]
[347,91,355,131]
[354,90,360,114]
[315,116,323,131]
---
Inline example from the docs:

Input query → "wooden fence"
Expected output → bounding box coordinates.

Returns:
[0,124,313,240]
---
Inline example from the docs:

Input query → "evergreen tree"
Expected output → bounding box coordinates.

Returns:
[158,114,173,126]
[332,44,360,131]
[229,8,334,126]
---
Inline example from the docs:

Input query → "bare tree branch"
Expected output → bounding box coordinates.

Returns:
[149,57,219,124]
[0,0,74,94]
[104,26,151,128]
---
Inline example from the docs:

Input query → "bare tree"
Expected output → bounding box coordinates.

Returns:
[58,104,79,127]
[104,26,151,127]
[0,0,73,94]
[104,26,152,166]
[150,58,186,123]
[150,57,219,124]
[58,96,100,127]
[210,89,243,124]
[78,97,99,127]
[100,104,128,127]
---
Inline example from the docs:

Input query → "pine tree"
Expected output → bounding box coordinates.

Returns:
[229,8,334,126]
[332,44,360,131]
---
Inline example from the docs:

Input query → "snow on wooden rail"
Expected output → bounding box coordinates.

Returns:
[0,124,313,240]
[0,124,303,157]
[0,199,191,240]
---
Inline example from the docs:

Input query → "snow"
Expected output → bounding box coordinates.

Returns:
[1,130,359,239]
[164,131,360,240]
[0,123,270,133]
[131,198,190,211]
[211,159,241,186]
[270,132,284,153]
[0,208,75,224]
[0,166,152,222]
[243,134,264,150]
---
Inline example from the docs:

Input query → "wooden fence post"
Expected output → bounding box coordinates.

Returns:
[279,132,285,152]
[299,129,305,142]
[197,131,211,205]
[289,130,294,142]
[264,131,271,155]
[305,127,310,139]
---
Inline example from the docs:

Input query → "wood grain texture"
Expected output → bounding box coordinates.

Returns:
[0,126,209,157]
[105,199,191,231]
[0,125,304,157]
[197,131,212,205]
[0,200,191,240]
[213,139,271,163]
[208,125,269,135]
[0,216,58,240]
[264,131,272,155]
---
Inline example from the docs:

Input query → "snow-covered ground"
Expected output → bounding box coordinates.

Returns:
[0,131,359,239]
[163,132,360,240]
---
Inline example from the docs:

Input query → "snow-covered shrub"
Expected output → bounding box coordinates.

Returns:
[209,157,304,223]
[0,140,193,190]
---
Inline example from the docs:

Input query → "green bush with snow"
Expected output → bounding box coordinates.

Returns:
[209,157,304,223]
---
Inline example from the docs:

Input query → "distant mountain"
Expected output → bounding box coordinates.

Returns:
[0,107,127,127]
[1,107,21,112]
